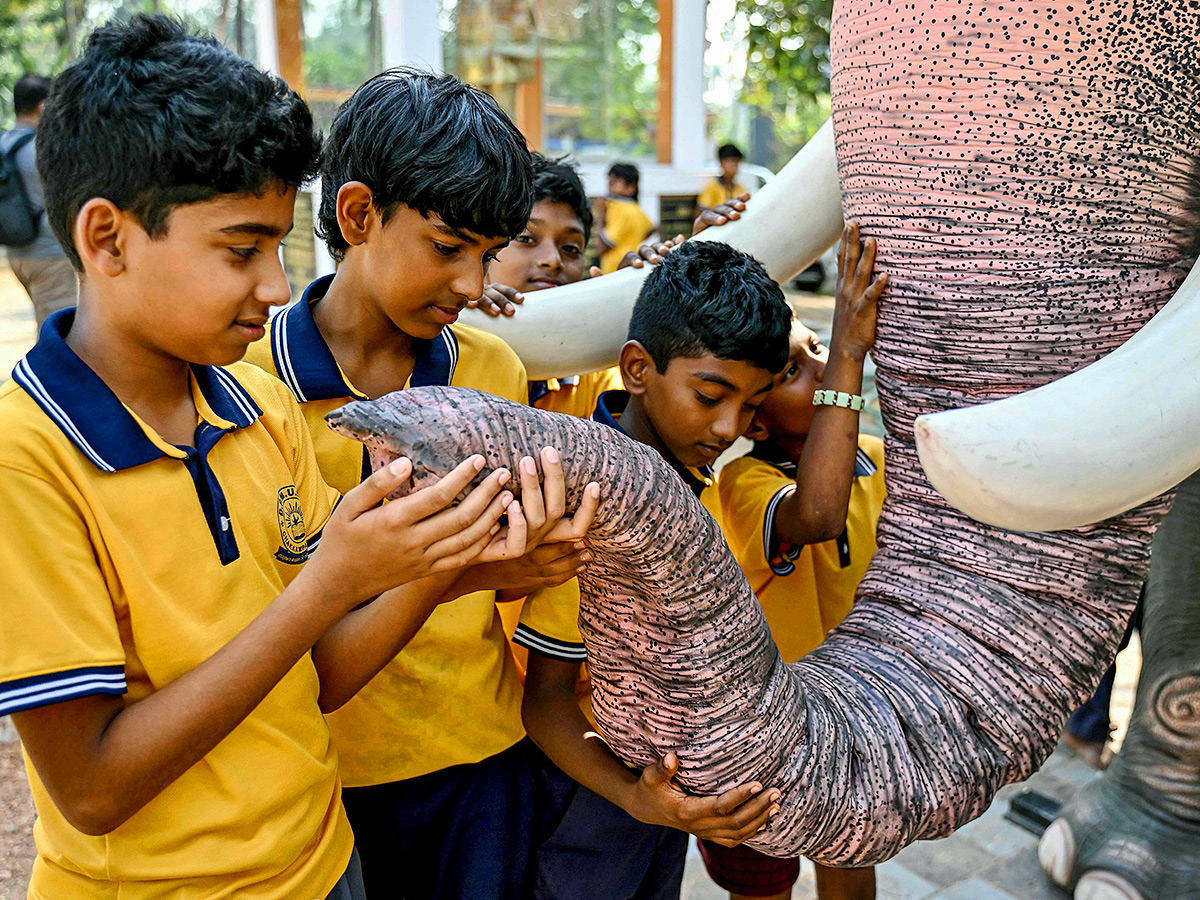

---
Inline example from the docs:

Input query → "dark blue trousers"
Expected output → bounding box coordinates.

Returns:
[342,739,536,900]
[530,751,688,900]
[1066,594,1142,744]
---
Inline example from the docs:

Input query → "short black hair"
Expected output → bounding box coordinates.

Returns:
[531,154,592,243]
[13,74,52,117]
[717,143,743,161]
[37,14,321,271]
[629,241,790,374]
[317,68,533,261]
[608,162,639,186]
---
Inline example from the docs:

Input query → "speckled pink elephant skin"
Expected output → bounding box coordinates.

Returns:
[328,2,1200,868]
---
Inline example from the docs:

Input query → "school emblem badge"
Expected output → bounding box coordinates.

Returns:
[274,485,309,564]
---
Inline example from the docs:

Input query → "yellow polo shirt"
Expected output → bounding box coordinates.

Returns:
[0,311,351,900]
[599,198,654,274]
[246,274,568,786]
[696,177,749,211]
[530,367,623,420]
[717,435,886,664]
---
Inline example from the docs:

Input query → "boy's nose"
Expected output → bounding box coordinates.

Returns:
[712,409,742,442]
[257,255,292,306]
[451,263,486,301]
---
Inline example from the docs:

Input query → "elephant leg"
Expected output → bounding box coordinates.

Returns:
[1039,471,1200,900]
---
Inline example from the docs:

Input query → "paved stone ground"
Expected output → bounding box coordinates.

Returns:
[0,271,1143,900]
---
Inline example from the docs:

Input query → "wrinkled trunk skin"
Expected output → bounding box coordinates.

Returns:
[828,0,1200,861]
[1040,470,1200,900]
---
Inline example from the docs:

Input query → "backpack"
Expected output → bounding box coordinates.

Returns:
[0,131,40,246]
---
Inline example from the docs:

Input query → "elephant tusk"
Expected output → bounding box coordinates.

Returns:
[464,119,845,381]
[915,256,1200,531]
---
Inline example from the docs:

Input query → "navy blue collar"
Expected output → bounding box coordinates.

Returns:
[751,440,878,479]
[269,274,459,403]
[591,388,627,433]
[12,308,262,472]
[592,389,714,497]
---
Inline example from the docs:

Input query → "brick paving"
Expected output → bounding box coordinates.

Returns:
[0,269,1142,900]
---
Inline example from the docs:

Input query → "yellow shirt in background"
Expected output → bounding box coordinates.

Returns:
[0,315,350,900]
[599,198,654,273]
[531,367,623,420]
[697,178,749,211]
[717,435,886,664]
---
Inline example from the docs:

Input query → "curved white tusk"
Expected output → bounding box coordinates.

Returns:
[915,256,1200,532]
[465,118,845,380]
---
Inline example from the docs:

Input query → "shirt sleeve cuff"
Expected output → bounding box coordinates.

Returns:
[0,665,126,716]
[764,485,803,576]
[513,625,587,662]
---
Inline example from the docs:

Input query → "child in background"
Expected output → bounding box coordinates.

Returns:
[243,70,596,900]
[597,162,655,273]
[0,18,522,900]
[701,223,887,900]
[696,143,749,215]
[484,154,623,417]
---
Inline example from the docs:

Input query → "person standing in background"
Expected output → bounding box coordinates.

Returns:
[1,74,77,328]
[696,144,749,217]
[595,162,654,274]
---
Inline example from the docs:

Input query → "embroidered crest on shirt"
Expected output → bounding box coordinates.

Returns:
[274,485,308,564]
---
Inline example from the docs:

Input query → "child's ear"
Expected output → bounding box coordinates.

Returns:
[620,341,655,396]
[743,415,770,443]
[336,182,375,249]
[73,198,128,278]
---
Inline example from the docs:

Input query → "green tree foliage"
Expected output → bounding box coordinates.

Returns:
[0,0,71,126]
[0,0,255,128]
[734,0,832,167]
[540,0,659,157]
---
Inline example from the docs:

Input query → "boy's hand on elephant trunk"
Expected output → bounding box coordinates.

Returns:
[454,541,593,602]
[515,447,601,549]
[832,220,888,364]
[627,751,782,846]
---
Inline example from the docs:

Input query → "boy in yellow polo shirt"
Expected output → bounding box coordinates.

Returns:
[696,143,749,215]
[699,223,887,900]
[244,70,594,900]
[521,241,799,900]
[597,162,655,273]
[0,18,523,900]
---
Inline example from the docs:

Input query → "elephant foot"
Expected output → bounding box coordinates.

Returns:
[1039,779,1200,900]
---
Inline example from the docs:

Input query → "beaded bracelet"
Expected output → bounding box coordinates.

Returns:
[812,389,866,411]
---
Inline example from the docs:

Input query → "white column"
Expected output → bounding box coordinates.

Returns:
[671,0,708,170]
[381,0,444,72]
[254,0,279,74]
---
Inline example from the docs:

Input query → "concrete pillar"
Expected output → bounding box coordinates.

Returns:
[381,0,444,72]
[254,0,280,75]
[671,0,708,170]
